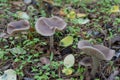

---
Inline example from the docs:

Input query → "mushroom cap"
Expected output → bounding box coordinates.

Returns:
[35,17,55,36]
[40,57,50,65]
[78,40,115,60]
[35,16,67,36]
[7,20,30,34]
[78,40,92,49]
[93,45,115,60]
[79,57,92,67]
[44,16,67,30]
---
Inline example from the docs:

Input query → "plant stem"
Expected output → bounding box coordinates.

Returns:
[91,57,100,78]
[50,35,54,53]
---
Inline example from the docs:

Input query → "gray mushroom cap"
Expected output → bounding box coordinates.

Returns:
[78,40,92,49]
[35,17,55,36]
[35,16,67,36]
[78,40,115,61]
[44,16,67,30]
[93,45,115,60]
[7,20,30,34]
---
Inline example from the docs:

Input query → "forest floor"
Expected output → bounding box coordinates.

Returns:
[0,0,120,80]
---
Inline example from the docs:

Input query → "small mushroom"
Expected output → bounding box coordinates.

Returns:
[7,20,30,35]
[40,57,50,65]
[35,17,55,36]
[35,16,67,36]
[79,57,92,79]
[78,40,115,77]
[6,20,30,46]
[35,16,67,53]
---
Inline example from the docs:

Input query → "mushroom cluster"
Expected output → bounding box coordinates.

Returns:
[35,16,67,53]
[78,40,115,77]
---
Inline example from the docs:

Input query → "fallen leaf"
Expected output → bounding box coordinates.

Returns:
[24,77,34,80]
[67,11,76,19]
[62,67,73,75]
[80,0,97,4]
[0,69,16,80]
[10,1,23,6]
[60,36,73,47]
[110,5,120,13]
[43,0,54,5]
[16,11,30,20]
[9,46,26,55]
[59,9,66,16]
[72,18,90,24]
[64,54,75,68]
[77,13,87,18]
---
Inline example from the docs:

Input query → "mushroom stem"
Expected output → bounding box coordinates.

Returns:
[19,34,22,47]
[91,57,100,78]
[50,35,54,53]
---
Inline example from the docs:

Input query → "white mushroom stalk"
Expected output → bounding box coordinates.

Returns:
[78,40,115,78]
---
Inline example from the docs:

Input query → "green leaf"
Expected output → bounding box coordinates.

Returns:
[9,46,26,56]
[16,11,30,20]
[0,69,16,80]
[110,5,120,13]
[60,36,73,47]
[80,0,97,4]
[0,50,6,59]
[64,54,75,68]
[71,18,90,25]
[62,67,73,75]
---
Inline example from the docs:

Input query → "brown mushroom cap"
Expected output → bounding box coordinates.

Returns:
[35,16,67,36]
[79,57,92,67]
[78,40,115,60]
[7,20,30,34]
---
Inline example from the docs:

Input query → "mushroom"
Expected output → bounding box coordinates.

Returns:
[40,57,50,65]
[79,57,92,75]
[79,57,92,80]
[6,20,30,46]
[35,16,67,53]
[78,40,115,77]
[7,20,30,35]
